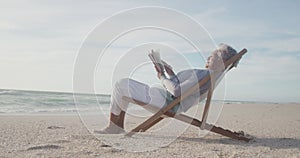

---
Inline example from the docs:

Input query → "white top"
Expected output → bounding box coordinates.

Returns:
[160,69,211,112]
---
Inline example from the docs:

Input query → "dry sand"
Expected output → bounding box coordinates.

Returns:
[0,103,299,158]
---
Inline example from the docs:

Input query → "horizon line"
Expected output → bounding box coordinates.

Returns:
[0,88,298,104]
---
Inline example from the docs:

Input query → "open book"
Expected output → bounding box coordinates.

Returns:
[148,49,165,74]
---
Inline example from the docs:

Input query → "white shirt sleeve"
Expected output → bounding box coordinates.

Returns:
[160,69,209,97]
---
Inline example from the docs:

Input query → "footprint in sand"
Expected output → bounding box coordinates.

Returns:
[47,126,65,129]
[27,144,62,150]
[100,144,111,147]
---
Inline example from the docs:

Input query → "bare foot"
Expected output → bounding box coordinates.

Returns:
[94,124,125,134]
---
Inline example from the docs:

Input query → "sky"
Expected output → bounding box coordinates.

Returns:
[0,0,300,103]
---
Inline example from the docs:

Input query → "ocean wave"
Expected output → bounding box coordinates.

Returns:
[0,89,19,95]
[0,89,113,114]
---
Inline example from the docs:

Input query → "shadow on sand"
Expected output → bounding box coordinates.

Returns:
[179,136,300,149]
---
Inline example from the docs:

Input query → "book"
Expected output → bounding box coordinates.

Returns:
[148,49,165,74]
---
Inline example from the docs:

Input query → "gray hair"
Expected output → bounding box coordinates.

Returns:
[214,43,239,67]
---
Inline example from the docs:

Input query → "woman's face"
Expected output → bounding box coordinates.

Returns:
[205,56,212,68]
[205,53,224,70]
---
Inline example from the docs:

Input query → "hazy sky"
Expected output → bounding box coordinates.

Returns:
[1,0,299,102]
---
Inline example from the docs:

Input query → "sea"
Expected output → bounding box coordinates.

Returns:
[0,89,111,114]
[0,89,274,114]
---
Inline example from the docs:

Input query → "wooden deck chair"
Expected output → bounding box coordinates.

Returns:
[123,48,252,142]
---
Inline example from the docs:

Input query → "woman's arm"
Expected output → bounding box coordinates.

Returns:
[160,69,210,97]
[156,61,181,96]
[156,63,180,97]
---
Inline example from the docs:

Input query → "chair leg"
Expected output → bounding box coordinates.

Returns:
[126,112,251,142]
[137,117,164,132]
[126,116,164,136]
[174,114,252,142]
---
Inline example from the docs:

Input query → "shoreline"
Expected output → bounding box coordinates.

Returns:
[1,102,298,116]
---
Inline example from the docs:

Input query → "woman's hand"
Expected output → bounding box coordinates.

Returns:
[157,72,164,79]
[154,65,164,79]
[162,60,175,76]
[154,65,162,73]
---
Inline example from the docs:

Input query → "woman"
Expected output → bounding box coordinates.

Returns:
[97,44,238,134]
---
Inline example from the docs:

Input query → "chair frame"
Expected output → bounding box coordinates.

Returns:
[123,49,251,142]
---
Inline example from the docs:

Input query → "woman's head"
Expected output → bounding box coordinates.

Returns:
[205,44,238,71]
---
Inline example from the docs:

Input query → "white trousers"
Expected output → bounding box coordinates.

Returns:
[110,78,167,115]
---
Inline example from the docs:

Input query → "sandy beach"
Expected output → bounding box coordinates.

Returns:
[0,103,299,158]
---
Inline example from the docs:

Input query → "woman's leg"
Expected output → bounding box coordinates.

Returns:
[99,78,152,134]
[110,78,151,115]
